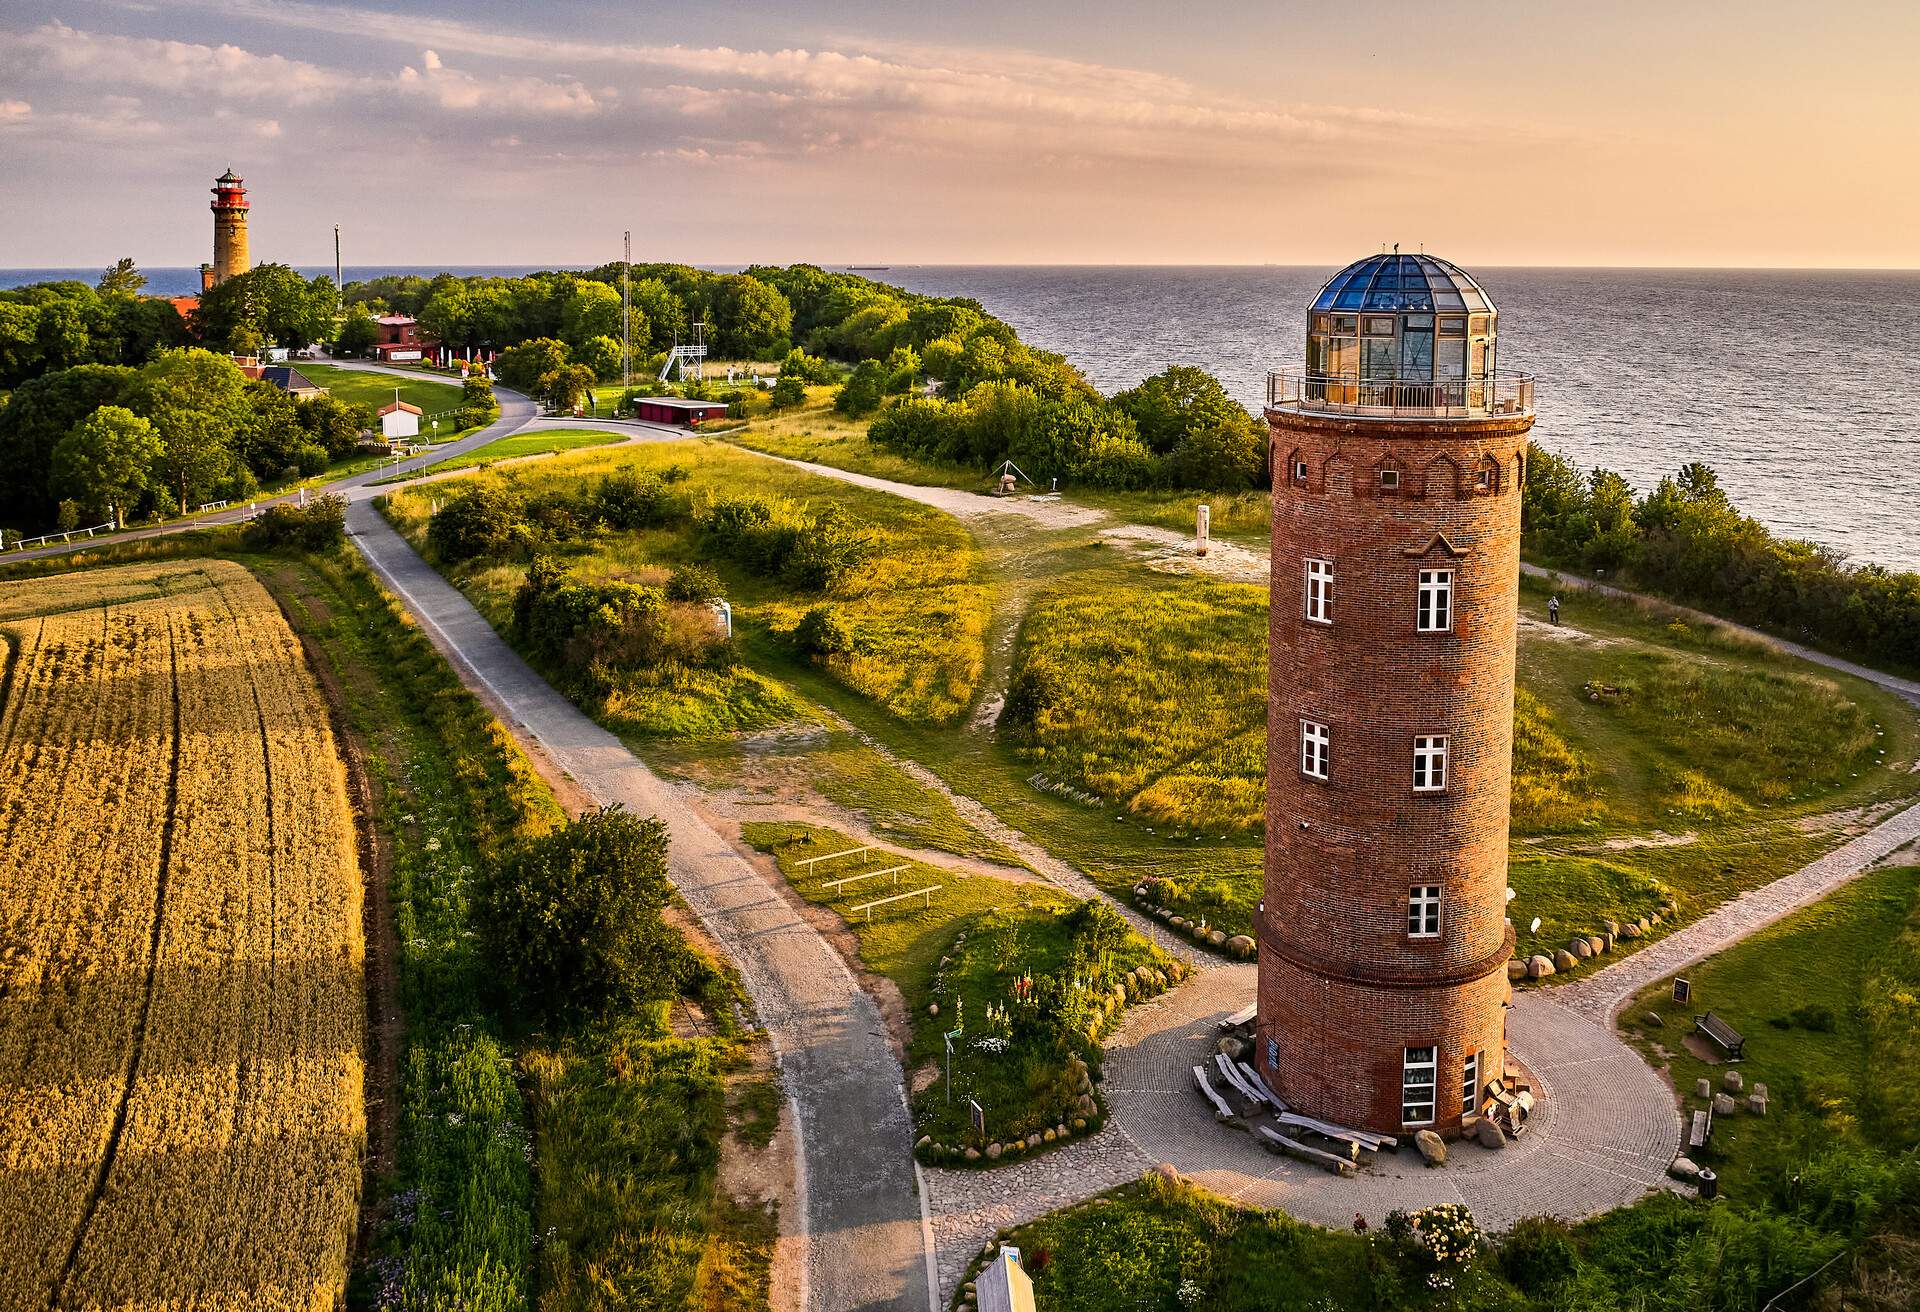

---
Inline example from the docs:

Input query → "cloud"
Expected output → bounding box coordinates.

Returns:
[0,99,29,119]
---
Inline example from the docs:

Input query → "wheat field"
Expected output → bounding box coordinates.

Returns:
[0,559,364,1311]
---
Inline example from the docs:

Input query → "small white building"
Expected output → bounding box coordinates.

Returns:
[378,400,422,440]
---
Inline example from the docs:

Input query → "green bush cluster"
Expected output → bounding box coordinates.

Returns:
[866,364,1266,492]
[425,473,689,564]
[511,556,731,678]
[695,492,873,592]
[239,494,346,552]
[1525,445,1920,676]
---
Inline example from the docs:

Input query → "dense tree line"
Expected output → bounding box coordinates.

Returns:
[0,265,188,388]
[1523,444,1920,674]
[0,349,374,532]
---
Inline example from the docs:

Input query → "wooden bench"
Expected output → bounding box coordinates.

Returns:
[1688,1106,1712,1150]
[1256,1126,1356,1177]
[795,844,872,869]
[848,886,941,921]
[821,865,908,891]
[1216,1003,1257,1032]
[1193,1065,1235,1120]
[1694,1011,1745,1060]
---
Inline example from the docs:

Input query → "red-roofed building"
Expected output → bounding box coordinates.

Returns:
[370,315,439,363]
[378,400,423,439]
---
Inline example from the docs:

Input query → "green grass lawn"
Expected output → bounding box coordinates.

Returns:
[407,428,626,478]
[298,361,464,420]
[745,822,1176,1153]
[1619,864,1920,1197]
[381,437,993,728]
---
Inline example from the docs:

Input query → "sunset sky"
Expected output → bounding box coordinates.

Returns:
[3,0,1916,269]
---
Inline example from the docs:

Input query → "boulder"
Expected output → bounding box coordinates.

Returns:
[1621,923,1643,939]
[1722,1070,1745,1094]
[1207,929,1228,948]
[1077,1093,1098,1117]
[1600,932,1615,951]
[1669,1155,1702,1182]
[1414,1129,1447,1166]
[1644,1012,1664,1028]
[1170,917,1188,931]
[928,1003,940,1016]
[1227,935,1256,958]
[1507,959,1527,982]
[1027,1134,1043,1150]
[916,1135,932,1150]
[1553,948,1578,971]
[964,1147,981,1162]
[1152,969,1169,990]
[1650,912,1663,926]
[1713,1093,1737,1116]
[1636,918,1652,934]
[1747,1094,1769,1116]
[1588,935,1608,955]
[1696,1077,1713,1098]
[1042,1128,1057,1143]
[1056,1124,1069,1139]
[1570,938,1593,960]
[1527,954,1555,979]
[986,1143,1003,1160]
[1072,1117,1087,1132]
[1217,1036,1247,1061]
[1474,1117,1507,1150]
[1154,1162,1180,1184]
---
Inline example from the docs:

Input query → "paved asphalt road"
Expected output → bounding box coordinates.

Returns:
[347,501,934,1312]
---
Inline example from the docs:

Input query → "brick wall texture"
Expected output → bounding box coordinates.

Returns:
[1256,407,1535,1136]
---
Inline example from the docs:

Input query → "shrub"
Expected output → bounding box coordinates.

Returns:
[293,442,330,477]
[769,374,806,409]
[241,495,347,552]
[781,503,872,591]
[834,359,888,417]
[511,557,672,672]
[593,470,678,530]
[1500,1216,1579,1292]
[792,605,854,656]
[476,806,688,1025]
[427,486,521,562]
[665,563,721,603]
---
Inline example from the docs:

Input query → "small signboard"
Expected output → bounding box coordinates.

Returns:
[1673,977,1692,1005]
[969,1098,985,1138]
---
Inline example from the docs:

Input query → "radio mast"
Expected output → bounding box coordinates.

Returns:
[621,230,632,388]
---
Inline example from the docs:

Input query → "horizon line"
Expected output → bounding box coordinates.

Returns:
[8,259,1920,275]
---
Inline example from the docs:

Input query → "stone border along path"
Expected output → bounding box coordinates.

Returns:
[344,501,934,1312]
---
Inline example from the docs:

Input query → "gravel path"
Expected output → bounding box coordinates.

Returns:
[346,503,933,1312]
[1556,797,1920,1023]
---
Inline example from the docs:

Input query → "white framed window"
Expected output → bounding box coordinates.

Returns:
[1475,464,1495,491]
[1300,719,1330,780]
[1402,1046,1437,1126]
[1463,1050,1483,1116]
[1417,569,1453,633]
[1408,884,1442,938]
[1293,459,1309,483]
[1379,468,1400,490]
[1304,558,1334,625]
[1413,736,1449,792]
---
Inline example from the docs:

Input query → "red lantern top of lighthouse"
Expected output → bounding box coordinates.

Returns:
[211,169,249,212]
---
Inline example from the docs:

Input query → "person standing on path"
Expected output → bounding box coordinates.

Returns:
[1548,595,1561,625]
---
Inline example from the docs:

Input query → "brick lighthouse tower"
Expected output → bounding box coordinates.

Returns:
[204,168,251,291]
[1255,253,1535,1138]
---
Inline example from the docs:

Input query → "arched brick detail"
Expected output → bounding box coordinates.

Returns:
[1322,452,1354,496]
[1421,454,1459,499]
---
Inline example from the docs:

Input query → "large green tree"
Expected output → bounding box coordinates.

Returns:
[559,281,623,347]
[194,264,340,352]
[50,405,160,528]
[0,363,137,527]
[129,348,250,512]
[476,806,685,1024]
[496,337,570,394]
[96,258,147,297]
[713,273,793,359]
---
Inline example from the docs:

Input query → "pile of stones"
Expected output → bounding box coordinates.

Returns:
[1132,882,1256,959]
[1508,903,1680,982]
[1671,1070,1767,1185]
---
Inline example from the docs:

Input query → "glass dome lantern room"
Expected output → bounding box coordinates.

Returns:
[1306,253,1496,395]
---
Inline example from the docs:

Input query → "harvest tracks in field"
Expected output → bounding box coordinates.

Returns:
[0,560,364,1312]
